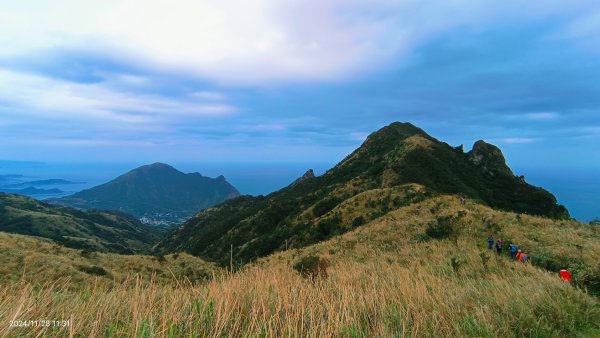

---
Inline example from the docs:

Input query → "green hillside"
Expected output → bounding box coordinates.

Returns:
[158,122,568,264]
[1,195,598,337]
[0,193,163,254]
[48,163,240,225]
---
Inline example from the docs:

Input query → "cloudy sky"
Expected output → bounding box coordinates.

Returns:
[1,1,599,170]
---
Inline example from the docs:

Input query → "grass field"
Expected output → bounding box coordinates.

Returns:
[1,195,599,337]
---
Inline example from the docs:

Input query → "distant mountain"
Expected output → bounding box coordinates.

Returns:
[0,174,24,185]
[0,193,163,254]
[0,187,64,195]
[0,179,81,188]
[22,178,81,186]
[47,163,240,225]
[158,122,568,264]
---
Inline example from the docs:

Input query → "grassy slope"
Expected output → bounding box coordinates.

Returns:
[1,195,598,337]
[0,232,218,287]
[0,193,163,254]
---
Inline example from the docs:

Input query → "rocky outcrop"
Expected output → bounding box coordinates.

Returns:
[292,169,316,185]
[468,140,514,177]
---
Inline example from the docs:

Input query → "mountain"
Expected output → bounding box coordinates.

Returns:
[0,193,163,254]
[48,163,240,225]
[21,178,81,186]
[158,122,568,264]
[1,179,80,188]
[0,186,64,195]
[0,174,24,185]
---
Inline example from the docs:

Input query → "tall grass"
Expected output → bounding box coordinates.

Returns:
[1,248,598,337]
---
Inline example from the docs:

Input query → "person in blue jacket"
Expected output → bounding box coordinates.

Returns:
[509,243,518,260]
[487,236,494,250]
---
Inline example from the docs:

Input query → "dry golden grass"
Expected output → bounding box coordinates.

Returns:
[1,251,598,337]
[1,195,599,337]
[0,232,218,288]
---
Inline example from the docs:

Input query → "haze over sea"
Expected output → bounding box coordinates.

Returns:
[0,161,597,223]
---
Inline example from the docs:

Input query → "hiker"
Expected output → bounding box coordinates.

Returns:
[487,236,494,250]
[560,269,572,282]
[496,239,503,255]
[459,195,466,205]
[509,243,518,260]
[521,252,528,263]
[516,249,523,261]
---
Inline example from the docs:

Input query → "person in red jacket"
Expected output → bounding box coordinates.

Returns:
[560,269,572,282]
[520,252,528,263]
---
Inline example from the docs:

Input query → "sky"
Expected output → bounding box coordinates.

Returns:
[0,1,599,172]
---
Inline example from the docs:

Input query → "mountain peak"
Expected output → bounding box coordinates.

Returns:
[302,169,315,179]
[292,169,316,185]
[48,163,241,224]
[335,121,436,171]
[143,162,178,171]
[365,122,429,144]
[331,122,566,218]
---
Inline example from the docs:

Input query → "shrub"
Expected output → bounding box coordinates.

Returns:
[425,215,461,241]
[479,251,490,271]
[312,197,341,217]
[450,257,462,275]
[352,216,366,227]
[77,265,109,276]
[80,249,92,258]
[292,254,329,282]
[314,216,343,240]
[181,267,210,284]
[413,232,430,243]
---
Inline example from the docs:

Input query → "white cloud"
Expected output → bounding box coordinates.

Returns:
[1,0,597,85]
[524,112,560,121]
[190,92,226,101]
[496,137,542,144]
[236,124,287,132]
[13,138,155,147]
[560,10,600,47]
[581,126,600,133]
[0,69,236,125]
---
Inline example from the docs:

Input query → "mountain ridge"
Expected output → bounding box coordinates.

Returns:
[158,122,568,264]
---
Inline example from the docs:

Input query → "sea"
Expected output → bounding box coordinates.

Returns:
[0,161,597,223]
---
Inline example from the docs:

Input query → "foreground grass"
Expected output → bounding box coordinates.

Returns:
[2,249,599,337]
